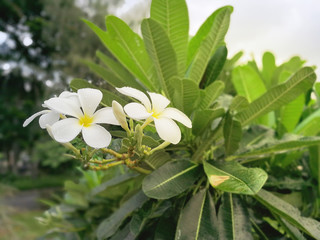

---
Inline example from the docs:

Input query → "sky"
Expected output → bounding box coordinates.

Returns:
[116,0,320,74]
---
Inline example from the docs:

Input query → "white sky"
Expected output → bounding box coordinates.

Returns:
[117,0,320,75]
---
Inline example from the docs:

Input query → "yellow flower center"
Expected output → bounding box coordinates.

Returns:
[79,114,94,127]
[152,111,161,119]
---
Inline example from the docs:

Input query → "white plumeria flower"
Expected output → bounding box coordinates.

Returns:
[116,87,192,144]
[44,88,120,149]
[23,91,79,129]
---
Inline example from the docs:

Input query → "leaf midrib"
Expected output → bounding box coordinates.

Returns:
[240,70,314,126]
[149,164,198,191]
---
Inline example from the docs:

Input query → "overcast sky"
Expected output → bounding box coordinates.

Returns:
[117,0,320,75]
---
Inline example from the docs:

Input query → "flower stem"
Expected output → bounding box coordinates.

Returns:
[89,158,117,164]
[132,166,152,175]
[89,160,124,171]
[149,141,171,155]
[101,148,126,159]
[141,117,153,129]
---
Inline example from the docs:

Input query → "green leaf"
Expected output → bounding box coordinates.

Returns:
[236,67,316,126]
[90,172,139,196]
[228,136,320,161]
[308,145,320,193]
[141,18,178,99]
[83,18,155,91]
[188,7,232,83]
[203,161,267,195]
[171,78,200,115]
[294,108,320,136]
[187,6,232,66]
[200,46,228,88]
[96,51,145,91]
[218,193,253,240]
[261,52,276,88]
[192,108,225,136]
[85,61,127,88]
[175,189,218,240]
[223,113,242,156]
[96,191,148,240]
[280,94,304,132]
[232,65,267,102]
[254,189,320,240]
[198,80,225,110]
[229,95,249,112]
[274,215,307,240]
[144,150,171,170]
[142,160,201,199]
[69,78,127,106]
[150,0,189,76]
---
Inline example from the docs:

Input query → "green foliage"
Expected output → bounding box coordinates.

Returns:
[39,0,320,239]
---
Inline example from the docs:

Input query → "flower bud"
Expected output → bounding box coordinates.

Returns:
[112,100,129,131]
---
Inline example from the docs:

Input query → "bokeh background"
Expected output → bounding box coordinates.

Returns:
[0,0,318,239]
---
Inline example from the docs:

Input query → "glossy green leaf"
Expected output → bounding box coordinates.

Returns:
[280,94,304,132]
[261,52,276,88]
[200,45,228,88]
[141,18,178,99]
[223,113,242,156]
[83,17,155,91]
[188,7,232,83]
[187,6,232,66]
[294,108,320,136]
[96,191,148,240]
[254,189,320,240]
[232,65,266,102]
[228,136,320,161]
[90,172,139,196]
[150,0,189,76]
[236,67,316,126]
[308,145,320,194]
[229,95,249,112]
[96,50,145,91]
[274,215,307,240]
[171,78,200,115]
[218,193,253,240]
[144,150,171,170]
[85,61,126,88]
[70,78,127,106]
[192,108,225,136]
[198,80,225,110]
[142,160,201,199]
[203,161,267,195]
[175,189,218,240]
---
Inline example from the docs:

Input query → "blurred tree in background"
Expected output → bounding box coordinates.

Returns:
[0,0,125,176]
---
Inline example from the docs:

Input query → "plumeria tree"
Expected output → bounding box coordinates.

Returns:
[24,0,320,239]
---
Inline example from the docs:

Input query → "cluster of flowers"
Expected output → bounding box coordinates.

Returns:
[24,87,192,149]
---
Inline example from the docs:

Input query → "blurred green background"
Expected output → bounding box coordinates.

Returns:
[0,0,148,239]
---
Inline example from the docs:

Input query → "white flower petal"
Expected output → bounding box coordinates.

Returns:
[51,118,82,143]
[59,91,80,107]
[78,88,102,116]
[39,111,60,129]
[148,92,170,113]
[93,107,120,125]
[124,103,152,120]
[44,98,83,118]
[161,107,192,128]
[154,117,181,144]
[116,87,151,111]
[112,101,127,129]
[82,124,112,148]
[23,110,51,127]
